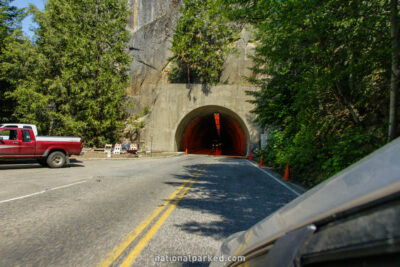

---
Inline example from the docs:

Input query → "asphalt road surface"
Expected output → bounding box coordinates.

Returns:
[0,155,300,266]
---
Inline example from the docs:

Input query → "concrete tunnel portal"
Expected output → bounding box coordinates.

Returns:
[175,106,249,156]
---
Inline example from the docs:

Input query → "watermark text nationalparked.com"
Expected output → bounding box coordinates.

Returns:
[154,254,246,263]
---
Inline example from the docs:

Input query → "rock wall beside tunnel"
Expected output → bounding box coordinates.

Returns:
[124,1,260,153]
[125,0,256,115]
[143,84,260,154]
[125,0,183,114]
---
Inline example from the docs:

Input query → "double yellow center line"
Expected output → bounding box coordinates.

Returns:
[99,168,206,267]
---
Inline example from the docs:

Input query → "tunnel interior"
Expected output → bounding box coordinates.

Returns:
[176,107,248,156]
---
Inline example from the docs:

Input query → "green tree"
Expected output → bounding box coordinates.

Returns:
[389,0,399,141]
[222,0,393,186]
[169,0,237,84]
[0,0,25,122]
[6,0,131,146]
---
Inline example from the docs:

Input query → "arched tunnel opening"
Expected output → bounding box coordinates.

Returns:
[175,106,249,156]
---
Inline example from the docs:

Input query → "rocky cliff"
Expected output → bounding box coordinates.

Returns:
[125,0,255,114]
[125,0,181,114]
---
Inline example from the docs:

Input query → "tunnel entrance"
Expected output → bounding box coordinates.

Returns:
[175,106,249,156]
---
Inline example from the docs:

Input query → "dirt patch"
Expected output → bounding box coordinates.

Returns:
[71,149,184,160]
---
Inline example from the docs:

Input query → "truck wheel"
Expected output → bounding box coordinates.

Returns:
[46,151,66,168]
[37,158,48,167]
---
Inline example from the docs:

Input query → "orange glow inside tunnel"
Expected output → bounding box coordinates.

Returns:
[214,113,221,137]
[181,114,246,156]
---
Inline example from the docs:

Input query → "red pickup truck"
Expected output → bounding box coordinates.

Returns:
[0,128,82,168]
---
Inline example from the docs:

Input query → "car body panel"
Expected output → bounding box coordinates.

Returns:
[0,128,21,155]
[19,129,35,155]
[211,138,400,266]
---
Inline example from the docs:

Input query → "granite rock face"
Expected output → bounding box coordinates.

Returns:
[124,1,259,152]
[125,0,182,113]
[128,0,180,29]
[220,28,256,84]
[125,0,255,114]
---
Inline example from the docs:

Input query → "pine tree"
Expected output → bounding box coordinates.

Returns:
[8,0,131,146]
[0,0,25,122]
[221,0,392,185]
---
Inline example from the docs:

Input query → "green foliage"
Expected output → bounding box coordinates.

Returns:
[0,0,24,42]
[320,127,378,175]
[143,106,150,115]
[129,107,150,122]
[124,107,148,142]
[169,0,237,84]
[3,0,131,147]
[0,0,26,122]
[223,0,392,186]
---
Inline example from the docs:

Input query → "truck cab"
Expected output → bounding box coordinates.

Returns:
[0,123,38,136]
[0,128,35,155]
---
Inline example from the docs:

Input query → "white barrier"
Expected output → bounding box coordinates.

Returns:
[130,144,137,150]
[113,144,121,154]
[104,144,112,153]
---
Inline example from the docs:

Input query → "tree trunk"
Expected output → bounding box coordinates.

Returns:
[187,63,191,84]
[389,0,399,142]
[334,83,361,125]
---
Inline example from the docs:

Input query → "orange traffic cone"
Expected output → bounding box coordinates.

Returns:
[283,163,290,181]
[259,156,264,167]
[185,148,188,155]
[249,152,253,161]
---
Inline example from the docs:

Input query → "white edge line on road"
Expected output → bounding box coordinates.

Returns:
[247,160,301,196]
[0,180,88,204]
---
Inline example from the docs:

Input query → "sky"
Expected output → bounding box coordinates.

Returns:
[11,0,46,38]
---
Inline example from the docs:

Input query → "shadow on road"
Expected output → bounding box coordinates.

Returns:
[0,158,85,170]
[165,158,297,242]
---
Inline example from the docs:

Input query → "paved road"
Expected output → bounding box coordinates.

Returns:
[0,155,299,266]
